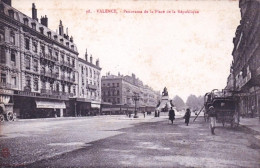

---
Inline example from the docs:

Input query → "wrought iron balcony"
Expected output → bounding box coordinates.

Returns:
[0,82,12,89]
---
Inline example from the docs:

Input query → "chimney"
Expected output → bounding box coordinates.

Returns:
[59,20,64,36]
[3,0,11,6]
[85,49,88,62]
[32,3,38,21]
[40,15,48,27]
[96,59,99,67]
[90,54,93,64]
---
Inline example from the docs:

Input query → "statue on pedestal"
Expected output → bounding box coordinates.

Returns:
[162,87,168,96]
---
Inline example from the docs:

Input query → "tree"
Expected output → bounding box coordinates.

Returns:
[172,95,185,111]
[186,94,199,111]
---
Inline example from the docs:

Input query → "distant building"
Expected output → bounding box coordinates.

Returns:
[101,73,160,114]
[227,0,260,117]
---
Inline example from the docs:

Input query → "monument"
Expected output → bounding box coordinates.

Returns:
[157,87,173,112]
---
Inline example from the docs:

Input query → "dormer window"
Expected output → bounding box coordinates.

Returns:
[66,42,69,47]
[8,9,14,18]
[39,27,44,34]
[54,35,57,41]
[47,31,51,38]
[60,38,64,44]
[23,18,29,26]
[71,45,74,50]
[31,22,36,30]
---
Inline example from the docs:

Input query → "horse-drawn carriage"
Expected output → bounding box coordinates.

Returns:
[203,89,239,127]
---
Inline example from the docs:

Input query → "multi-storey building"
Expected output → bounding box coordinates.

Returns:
[0,0,79,119]
[227,0,260,118]
[101,73,160,114]
[72,49,102,116]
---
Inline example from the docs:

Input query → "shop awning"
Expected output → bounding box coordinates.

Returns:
[35,100,66,109]
[91,103,100,108]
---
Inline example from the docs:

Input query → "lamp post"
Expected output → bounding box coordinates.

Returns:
[132,93,140,118]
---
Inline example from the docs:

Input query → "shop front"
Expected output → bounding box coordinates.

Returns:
[13,90,69,119]
[0,88,14,121]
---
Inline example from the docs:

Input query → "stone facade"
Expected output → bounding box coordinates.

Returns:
[101,73,160,114]
[226,0,260,118]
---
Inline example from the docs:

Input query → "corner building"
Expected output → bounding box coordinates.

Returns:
[0,0,79,119]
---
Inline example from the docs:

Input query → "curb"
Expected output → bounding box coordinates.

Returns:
[239,124,260,135]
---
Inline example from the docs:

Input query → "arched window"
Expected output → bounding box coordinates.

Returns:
[10,31,15,45]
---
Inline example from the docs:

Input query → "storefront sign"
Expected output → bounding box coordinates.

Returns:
[16,91,37,97]
[0,89,13,95]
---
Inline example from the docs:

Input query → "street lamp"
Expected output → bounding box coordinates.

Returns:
[132,93,140,118]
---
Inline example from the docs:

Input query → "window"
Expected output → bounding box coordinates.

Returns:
[86,67,88,76]
[25,76,31,88]
[50,83,53,91]
[11,76,16,86]
[33,78,38,91]
[61,54,64,62]
[117,98,120,104]
[68,85,71,93]
[73,86,76,94]
[56,83,59,92]
[66,42,69,47]
[54,35,57,41]
[33,59,38,72]
[8,10,14,18]
[41,45,45,55]
[90,69,92,77]
[39,27,44,34]
[81,66,84,74]
[47,31,51,38]
[25,56,30,70]
[62,84,65,92]
[117,90,120,95]
[0,47,6,63]
[117,83,119,87]
[10,31,15,45]
[60,38,64,44]
[25,38,30,50]
[41,81,46,89]
[0,28,4,42]
[23,18,28,26]
[0,73,6,83]
[32,41,37,52]
[31,23,36,30]
[72,59,75,67]
[82,78,84,85]
[11,50,15,65]
[48,48,52,56]
[55,52,58,60]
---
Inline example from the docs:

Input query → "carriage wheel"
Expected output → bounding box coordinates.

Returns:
[0,114,4,122]
[6,112,14,121]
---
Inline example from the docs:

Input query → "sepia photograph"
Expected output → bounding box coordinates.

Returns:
[0,0,260,167]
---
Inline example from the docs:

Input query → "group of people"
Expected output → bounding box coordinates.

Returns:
[168,107,191,126]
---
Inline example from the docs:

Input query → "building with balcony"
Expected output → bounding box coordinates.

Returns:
[101,73,160,115]
[72,49,102,116]
[0,0,79,119]
[227,0,260,117]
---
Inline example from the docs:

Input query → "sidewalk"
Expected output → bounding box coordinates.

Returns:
[239,117,260,135]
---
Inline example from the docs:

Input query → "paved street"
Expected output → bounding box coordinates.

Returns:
[0,114,260,168]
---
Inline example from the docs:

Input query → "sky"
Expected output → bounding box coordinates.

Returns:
[13,0,241,101]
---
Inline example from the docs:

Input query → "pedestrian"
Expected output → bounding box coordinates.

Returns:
[169,107,175,124]
[143,111,146,118]
[183,108,191,126]
[208,106,217,135]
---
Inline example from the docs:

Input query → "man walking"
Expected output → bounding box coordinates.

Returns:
[208,106,217,135]
[169,107,175,124]
[184,108,191,126]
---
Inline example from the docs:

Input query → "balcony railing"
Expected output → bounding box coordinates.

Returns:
[40,53,57,62]
[41,89,72,97]
[0,82,12,89]
[87,84,97,90]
